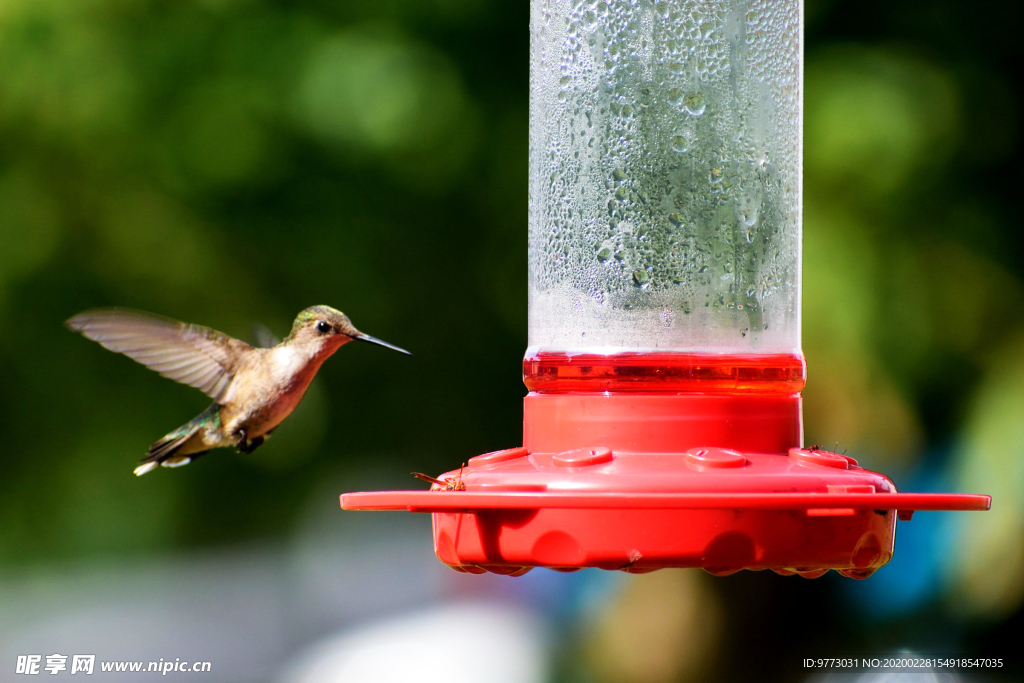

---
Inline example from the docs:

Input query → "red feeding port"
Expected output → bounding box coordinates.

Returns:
[339,0,990,577]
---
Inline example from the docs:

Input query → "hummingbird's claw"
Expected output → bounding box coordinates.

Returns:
[235,429,265,454]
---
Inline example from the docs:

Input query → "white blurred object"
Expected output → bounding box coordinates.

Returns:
[809,672,962,683]
[0,499,452,682]
[279,602,547,683]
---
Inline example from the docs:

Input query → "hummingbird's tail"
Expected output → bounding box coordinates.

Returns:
[135,403,222,476]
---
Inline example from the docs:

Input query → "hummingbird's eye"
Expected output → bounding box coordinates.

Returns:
[316,321,332,334]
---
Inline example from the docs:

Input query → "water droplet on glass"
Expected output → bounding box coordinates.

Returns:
[740,207,758,227]
[683,92,705,116]
[633,269,650,288]
[670,131,693,153]
[597,247,612,262]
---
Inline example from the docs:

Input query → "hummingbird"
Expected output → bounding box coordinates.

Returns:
[66,306,411,476]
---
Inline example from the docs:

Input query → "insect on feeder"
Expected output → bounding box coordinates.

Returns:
[341,0,989,578]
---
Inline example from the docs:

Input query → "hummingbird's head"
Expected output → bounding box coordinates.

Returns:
[287,306,412,356]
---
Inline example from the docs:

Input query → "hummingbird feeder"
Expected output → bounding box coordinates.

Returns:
[341,0,989,578]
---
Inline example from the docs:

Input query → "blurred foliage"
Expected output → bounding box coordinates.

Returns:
[1,0,1022,679]
[797,1,1024,636]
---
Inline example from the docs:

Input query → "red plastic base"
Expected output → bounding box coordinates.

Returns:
[341,393,990,579]
[343,446,989,578]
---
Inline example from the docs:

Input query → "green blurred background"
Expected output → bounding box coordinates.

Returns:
[1,0,1021,681]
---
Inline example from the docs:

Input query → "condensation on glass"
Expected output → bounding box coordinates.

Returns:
[528,0,802,360]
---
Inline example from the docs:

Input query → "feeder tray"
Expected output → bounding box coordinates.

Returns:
[342,449,990,579]
[342,394,990,578]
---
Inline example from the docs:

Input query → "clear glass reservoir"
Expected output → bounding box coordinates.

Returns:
[527,0,804,393]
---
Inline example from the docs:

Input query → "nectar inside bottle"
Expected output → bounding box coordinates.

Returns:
[523,351,806,395]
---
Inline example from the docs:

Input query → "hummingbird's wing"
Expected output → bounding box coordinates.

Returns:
[66,309,253,403]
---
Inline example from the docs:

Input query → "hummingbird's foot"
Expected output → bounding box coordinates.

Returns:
[235,429,265,454]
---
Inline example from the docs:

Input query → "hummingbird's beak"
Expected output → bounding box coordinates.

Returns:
[352,333,413,356]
